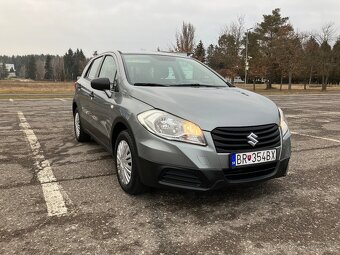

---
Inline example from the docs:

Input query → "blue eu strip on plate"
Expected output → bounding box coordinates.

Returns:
[231,154,236,167]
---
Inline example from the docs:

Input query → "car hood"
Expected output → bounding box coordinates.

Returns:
[130,86,280,131]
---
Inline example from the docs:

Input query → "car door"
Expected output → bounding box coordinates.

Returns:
[90,55,118,148]
[78,56,104,134]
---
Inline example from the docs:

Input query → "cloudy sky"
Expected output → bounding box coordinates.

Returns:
[1,0,339,56]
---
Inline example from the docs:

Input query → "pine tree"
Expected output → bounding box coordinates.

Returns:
[332,38,340,84]
[319,41,332,90]
[217,33,241,82]
[254,8,294,89]
[26,56,36,80]
[64,49,74,80]
[193,40,206,63]
[44,55,53,80]
[72,49,86,80]
[0,64,4,79]
[206,44,214,67]
[303,37,320,86]
[0,63,9,79]
[63,49,87,81]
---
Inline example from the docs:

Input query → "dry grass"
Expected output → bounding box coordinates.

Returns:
[0,79,74,94]
[1,80,340,99]
[236,83,340,94]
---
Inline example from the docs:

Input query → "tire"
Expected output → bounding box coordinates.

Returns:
[114,130,146,195]
[74,108,91,142]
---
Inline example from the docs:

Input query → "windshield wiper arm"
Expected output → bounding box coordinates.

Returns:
[134,83,169,87]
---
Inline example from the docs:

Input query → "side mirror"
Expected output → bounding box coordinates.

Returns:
[91,78,111,91]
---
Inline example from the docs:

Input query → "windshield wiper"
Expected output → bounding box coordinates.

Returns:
[134,83,169,87]
[170,84,222,87]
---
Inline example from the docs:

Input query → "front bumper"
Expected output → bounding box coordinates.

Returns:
[138,157,290,191]
[133,124,291,191]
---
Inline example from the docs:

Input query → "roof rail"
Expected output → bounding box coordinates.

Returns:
[157,51,193,57]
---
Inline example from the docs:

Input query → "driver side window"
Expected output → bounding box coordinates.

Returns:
[98,56,117,83]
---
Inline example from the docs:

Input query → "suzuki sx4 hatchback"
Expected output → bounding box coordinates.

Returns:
[73,51,291,194]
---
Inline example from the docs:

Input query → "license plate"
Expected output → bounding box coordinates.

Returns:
[231,149,277,167]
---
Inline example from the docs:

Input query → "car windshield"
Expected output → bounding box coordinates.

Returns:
[122,54,228,87]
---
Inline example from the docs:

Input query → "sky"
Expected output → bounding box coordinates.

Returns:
[0,0,339,57]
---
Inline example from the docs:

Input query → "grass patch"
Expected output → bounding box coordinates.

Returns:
[0,94,73,100]
[236,83,340,94]
[0,80,74,94]
[1,80,339,99]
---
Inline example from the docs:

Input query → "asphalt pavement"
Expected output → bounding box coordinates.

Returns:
[0,93,339,254]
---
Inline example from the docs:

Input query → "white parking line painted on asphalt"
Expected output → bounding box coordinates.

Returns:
[17,111,69,216]
[55,98,66,102]
[291,131,340,144]
[1,110,70,115]
[0,129,23,133]
[0,98,72,101]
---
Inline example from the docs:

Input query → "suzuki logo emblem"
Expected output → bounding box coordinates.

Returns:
[247,132,258,147]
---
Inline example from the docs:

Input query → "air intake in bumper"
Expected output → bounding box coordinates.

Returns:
[224,162,277,181]
[159,168,207,188]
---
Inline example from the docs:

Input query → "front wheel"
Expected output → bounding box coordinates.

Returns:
[114,130,146,195]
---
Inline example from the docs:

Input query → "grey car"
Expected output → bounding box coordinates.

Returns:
[73,51,291,194]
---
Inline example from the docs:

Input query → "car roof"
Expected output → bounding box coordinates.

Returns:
[99,50,191,58]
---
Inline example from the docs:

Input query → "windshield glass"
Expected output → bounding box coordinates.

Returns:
[122,54,228,87]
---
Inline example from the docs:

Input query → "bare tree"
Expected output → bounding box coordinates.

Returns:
[173,22,196,53]
[52,56,65,81]
[35,59,45,80]
[18,66,26,78]
[316,23,336,44]
[221,16,245,49]
[314,23,336,90]
[275,31,304,90]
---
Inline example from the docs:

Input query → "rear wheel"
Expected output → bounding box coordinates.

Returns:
[74,109,91,142]
[114,130,146,195]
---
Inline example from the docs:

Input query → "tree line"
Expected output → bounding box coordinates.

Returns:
[1,8,339,90]
[173,9,340,90]
[0,49,87,81]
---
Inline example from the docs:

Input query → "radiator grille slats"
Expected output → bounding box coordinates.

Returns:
[211,124,281,153]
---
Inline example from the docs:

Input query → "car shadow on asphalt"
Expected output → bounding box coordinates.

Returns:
[139,180,287,207]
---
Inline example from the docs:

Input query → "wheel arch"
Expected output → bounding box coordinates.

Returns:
[110,117,135,152]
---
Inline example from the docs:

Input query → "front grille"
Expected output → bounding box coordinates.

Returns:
[224,162,277,181]
[159,169,205,188]
[211,124,281,153]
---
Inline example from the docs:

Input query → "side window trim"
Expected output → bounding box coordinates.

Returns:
[110,53,122,82]
[85,56,104,80]
[98,55,117,82]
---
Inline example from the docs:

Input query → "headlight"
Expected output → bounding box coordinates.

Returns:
[137,110,207,146]
[278,108,289,136]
